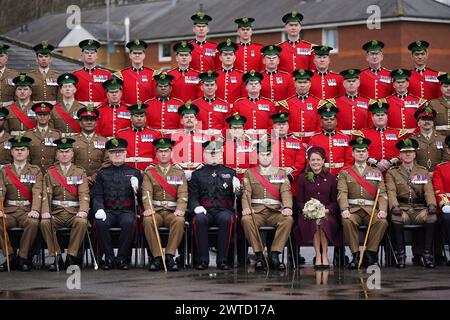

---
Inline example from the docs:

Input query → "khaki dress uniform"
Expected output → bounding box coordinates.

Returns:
[428,97,450,137]
[24,127,61,172]
[28,69,60,104]
[410,130,449,172]
[0,68,19,106]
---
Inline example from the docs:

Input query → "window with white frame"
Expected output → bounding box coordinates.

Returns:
[158,42,172,62]
[322,28,338,53]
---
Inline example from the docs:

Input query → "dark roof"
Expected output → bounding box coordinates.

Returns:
[5,0,450,45]
[0,35,83,73]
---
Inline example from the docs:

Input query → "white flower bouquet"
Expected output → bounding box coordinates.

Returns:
[302,198,326,225]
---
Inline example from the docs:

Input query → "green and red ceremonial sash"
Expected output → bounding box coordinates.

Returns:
[346,167,377,198]
[149,169,178,198]
[49,167,78,197]
[4,167,32,201]
[9,104,35,129]
[250,168,281,199]
[54,104,81,132]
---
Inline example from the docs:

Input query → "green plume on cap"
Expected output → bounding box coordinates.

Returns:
[243,17,248,23]
[134,39,140,45]
[16,134,23,143]
[160,73,166,79]
[357,137,363,144]
[233,112,240,120]
[226,39,232,46]
[42,40,48,49]
[185,100,192,109]
[197,11,205,18]
[19,74,25,81]
[137,100,142,108]
[250,70,256,76]
[404,139,412,146]
[371,40,378,46]
[181,41,187,47]
[86,105,94,112]
[111,78,117,84]
[292,11,297,17]
[88,39,93,46]
[61,138,67,144]
[207,70,213,76]
[349,69,355,75]
[425,106,433,114]
[299,69,305,75]
[112,138,119,147]
[416,40,422,46]
[398,69,403,75]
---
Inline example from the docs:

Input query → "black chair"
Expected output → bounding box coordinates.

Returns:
[7,227,45,269]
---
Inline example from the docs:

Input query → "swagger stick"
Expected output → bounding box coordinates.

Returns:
[0,195,10,272]
[146,191,167,272]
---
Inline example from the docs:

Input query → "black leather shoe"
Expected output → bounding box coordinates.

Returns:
[254,252,265,271]
[396,251,406,268]
[118,260,129,270]
[412,255,422,266]
[269,251,281,270]
[196,262,208,270]
[217,262,229,270]
[365,251,379,267]
[102,259,114,270]
[66,255,80,268]
[298,255,306,265]
[422,250,435,268]
[0,255,16,272]
[166,254,178,272]
[48,256,64,272]
[17,257,31,272]
[347,252,359,269]
[149,256,163,271]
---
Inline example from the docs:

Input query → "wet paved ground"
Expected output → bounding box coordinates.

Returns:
[1,247,450,300]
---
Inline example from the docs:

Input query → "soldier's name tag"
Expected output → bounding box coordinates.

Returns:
[193,135,206,143]
[67,176,83,185]
[141,134,154,142]
[118,111,131,119]
[27,109,36,117]
[184,76,199,84]
[327,79,337,86]
[380,75,391,83]
[404,101,419,108]
[6,78,13,85]
[46,78,58,86]
[205,49,216,56]
[213,104,228,113]
[94,141,106,149]
[297,48,311,55]
[167,105,179,113]
[386,134,397,140]
[425,75,438,83]
[141,75,148,82]
[333,139,348,147]
[3,141,11,150]
[93,75,108,83]
[436,140,443,149]
[276,77,283,84]
[356,101,368,108]
[365,172,381,181]
[286,142,301,149]
[221,173,232,179]
[20,175,37,184]
[44,138,57,146]
[230,76,237,84]
[167,175,183,185]
[306,103,313,110]
[237,145,251,153]
[269,175,286,183]
[411,175,428,184]
[258,104,270,111]
[250,50,255,57]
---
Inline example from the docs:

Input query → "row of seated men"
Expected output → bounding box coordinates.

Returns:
[1,100,450,272]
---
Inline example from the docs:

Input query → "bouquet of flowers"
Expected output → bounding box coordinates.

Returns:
[302,198,326,225]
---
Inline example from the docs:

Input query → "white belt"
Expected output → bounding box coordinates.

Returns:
[179,162,202,169]
[10,131,26,136]
[152,200,177,207]
[348,199,375,206]
[33,100,57,105]
[395,128,415,133]
[324,162,344,168]
[79,101,101,107]
[1,101,13,107]
[6,200,31,206]
[126,157,153,162]
[292,131,315,137]
[160,129,180,135]
[200,129,222,135]
[52,200,80,207]
[436,125,450,131]
[245,129,267,135]
[62,132,79,137]
[340,130,353,135]
[251,198,281,205]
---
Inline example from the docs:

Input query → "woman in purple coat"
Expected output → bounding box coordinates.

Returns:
[295,146,341,268]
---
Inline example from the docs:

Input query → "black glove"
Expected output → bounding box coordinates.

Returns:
[391,206,403,216]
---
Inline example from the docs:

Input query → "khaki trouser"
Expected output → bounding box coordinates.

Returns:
[40,210,87,257]
[0,208,40,259]
[241,208,293,253]
[342,209,388,253]
[391,207,437,225]
[143,210,185,257]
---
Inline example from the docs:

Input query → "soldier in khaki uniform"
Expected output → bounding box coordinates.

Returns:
[40,137,90,271]
[0,107,12,166]
[6,74,36,136]
[0,136,42,271]
[241,141,293,271]
[24,103,61,172]
[410,107,449,172]
[142,138,188,272]
[73,106,109,186]
[428,73,450,137]
[0,43,19,107]
[28,41,60,104]
[386,138,438,268]
[50,73,84,137]
[338,137,388,269]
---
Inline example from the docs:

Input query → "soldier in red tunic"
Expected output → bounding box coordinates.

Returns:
[260,45,295,102]
[168,41,200,103]
[234,17,263,73]
[215,39,245,105]
[189,12,216,73]
[278,11,314,73]
[117,39,154,106]
[310,45,344,99]
[408,40,440,100]
[359,40,393,100]
[73,39,111,107]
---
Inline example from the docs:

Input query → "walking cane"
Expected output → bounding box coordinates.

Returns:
[0,195,10,272]
[358,188,381,270]
[146,191,167,272]
[85,223,98,270]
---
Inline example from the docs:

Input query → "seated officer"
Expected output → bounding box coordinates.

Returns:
[386,138,438,268]
[92,138,142,270]
[0,136,42,271]
[241,141,293,271]
[142,138,188,272]
[189,139,240,270]
[337,137,388,269]
[40,138,90,271]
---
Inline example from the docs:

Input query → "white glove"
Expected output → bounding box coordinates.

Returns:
[130,176,139,193]
[95,209,107,221]
[185,170,193,181]
[442,205,450,214]
[194,206,207,215]
[232,176,241,192]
